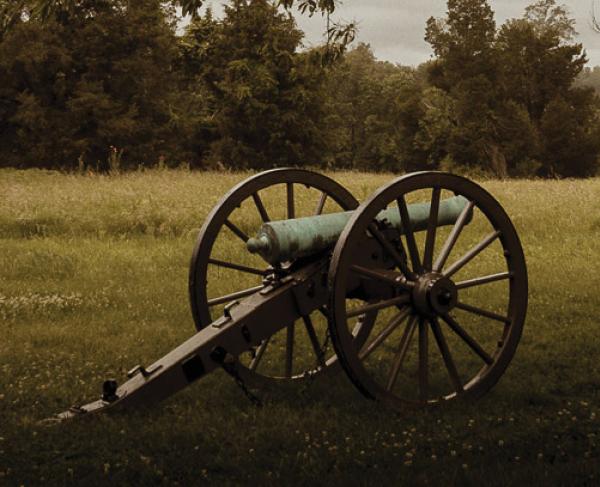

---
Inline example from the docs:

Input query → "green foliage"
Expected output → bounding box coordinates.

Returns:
[183,0,329,169]
[494,2,596,177]
[496,16,586,122]
[23,0,355,65]
[523,0,576,39]
[0,0,598,176]
[175,10,221,167]
[539,91,600,177]
[425,0,499,171]
[414,86,454,167]
[0,0,191,170]
[277,0,357,65]
[322,43,426,172]
[425,0,600,177]
[575,66,600,95]
[425,0,497,88]
[28,0,343,19]
[494,100,540,175]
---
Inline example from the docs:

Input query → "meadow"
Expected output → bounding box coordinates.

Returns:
[1,168,600,486]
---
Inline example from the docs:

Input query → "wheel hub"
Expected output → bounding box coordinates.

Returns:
[411,273,458,317]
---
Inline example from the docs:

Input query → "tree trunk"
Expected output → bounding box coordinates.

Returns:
[486,143,508,178]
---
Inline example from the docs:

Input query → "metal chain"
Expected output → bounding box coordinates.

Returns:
[319,327,331,363]
[316,305,331,366]
[220,357,263,408]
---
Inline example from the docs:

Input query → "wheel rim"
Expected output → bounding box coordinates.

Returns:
[328,172,528,407]
[189,168,366,383]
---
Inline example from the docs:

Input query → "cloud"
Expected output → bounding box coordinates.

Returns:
[295,0,600,66]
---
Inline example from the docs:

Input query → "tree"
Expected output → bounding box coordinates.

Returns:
[0,18,73,167]
[26,0,345,19]
[414,84,454,168]
[539,93,600,177]
[496,0,597,176]
[425,0,496,89]
[186,0,329,169]
[425,0,501,172]
[575,67,600,95]
[425,0,600,177]
[0,0,187,169]
[175,8,221,166]
[322,43,421,172]
[18,0,356,65]
[523,0,576,40]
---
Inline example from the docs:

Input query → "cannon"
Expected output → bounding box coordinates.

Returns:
[55,169,527,419]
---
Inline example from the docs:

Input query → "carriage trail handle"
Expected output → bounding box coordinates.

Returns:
[247,195,470,264]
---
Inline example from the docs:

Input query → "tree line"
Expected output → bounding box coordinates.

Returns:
[0,0,599,177]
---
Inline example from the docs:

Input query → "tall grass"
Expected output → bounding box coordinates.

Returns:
[1,168,600,485]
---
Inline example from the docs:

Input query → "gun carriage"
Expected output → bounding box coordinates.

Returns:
[56,169,527,419]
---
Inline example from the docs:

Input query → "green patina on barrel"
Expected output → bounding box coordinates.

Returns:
[247,195,469,264]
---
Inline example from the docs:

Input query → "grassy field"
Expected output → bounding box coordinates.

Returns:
[1,168,600,486]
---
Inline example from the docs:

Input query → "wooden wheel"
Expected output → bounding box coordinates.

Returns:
[189,168,368,384]
[328,172,528,407]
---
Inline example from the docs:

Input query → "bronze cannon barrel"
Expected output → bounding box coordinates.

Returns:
[247,195,469,264]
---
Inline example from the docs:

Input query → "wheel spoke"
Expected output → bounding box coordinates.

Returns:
[347,294,410,319]
[359,307,411,360]
[224,219,249,243]
[352,311,376,338]
[207,285,264,306]
[287,182,295,219]
[208,258,266,276]
[456,272,511,290]
[368,223,414,279]
[444,230,501,278]
[386,314,417,391]
[397,195,422,273]
[249,337,270,371]
[441,314,494,365]
[455,301,509,323]
[430,318,463,394]
[423,187,441,271]
[433,200,474,273]
[303,315,326,367]
[285,322,295,377]
[252,192,271,223]
[314,192,327,216]
[350,264,413,290]
[418,317,429,403]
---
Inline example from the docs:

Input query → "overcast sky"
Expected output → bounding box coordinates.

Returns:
[293,0,600,66]
[198,1,600,67]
